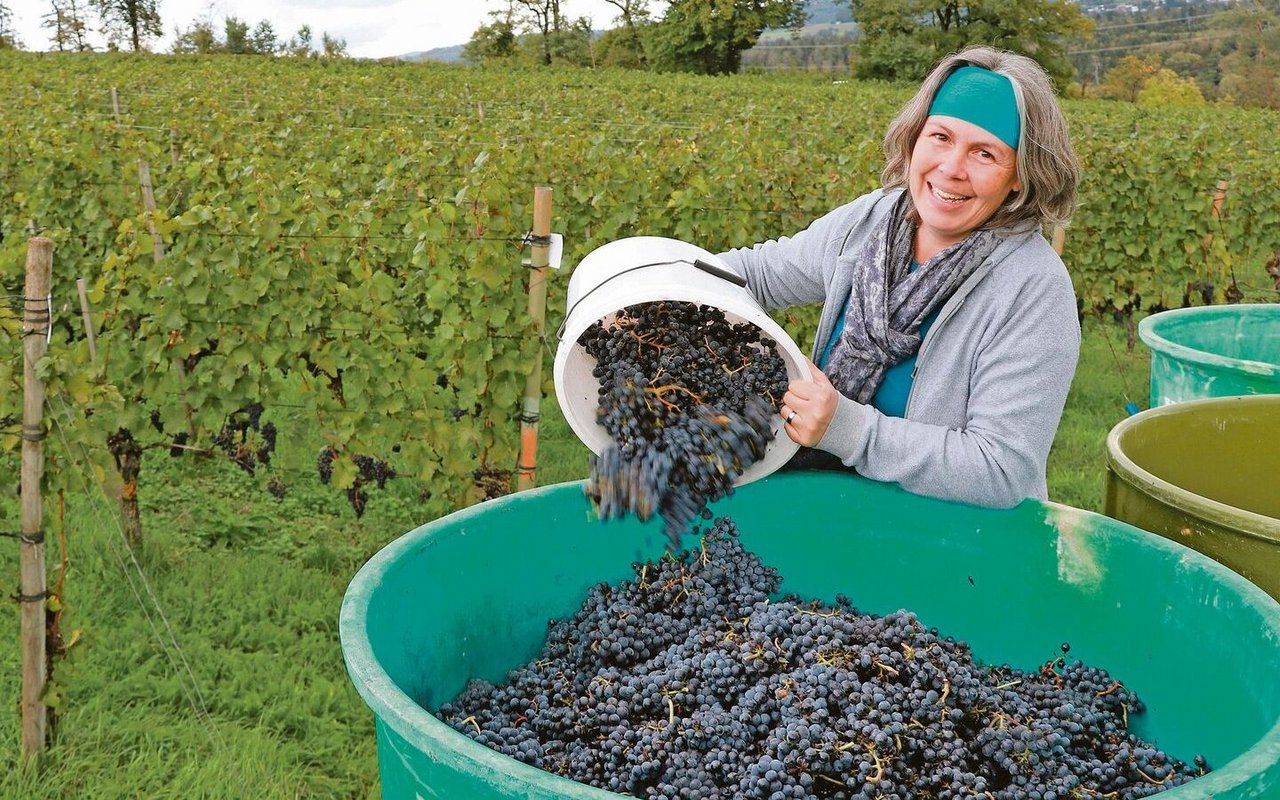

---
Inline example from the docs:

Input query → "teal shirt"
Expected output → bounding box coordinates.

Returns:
[817,263,940,418]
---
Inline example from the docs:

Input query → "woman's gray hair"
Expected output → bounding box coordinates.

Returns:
[881,47,1080,230]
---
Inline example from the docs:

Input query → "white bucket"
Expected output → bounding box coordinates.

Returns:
[552,236,807,484]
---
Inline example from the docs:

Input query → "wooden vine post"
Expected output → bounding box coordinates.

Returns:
[20,237,52,760]
[1200,179,1230,252]
[76,278,97,362]
[517,186,553,491]
[1199,179,1232,300]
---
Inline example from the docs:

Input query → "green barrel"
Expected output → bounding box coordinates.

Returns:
[340,474,1280,799]
[1139,304,1280,407]
[1105,394,1280,601]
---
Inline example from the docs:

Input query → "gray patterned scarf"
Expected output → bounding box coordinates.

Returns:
[825,193,1000,403]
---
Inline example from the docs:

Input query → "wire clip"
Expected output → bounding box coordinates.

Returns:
[1,531,44,544]
[522,232,563,270]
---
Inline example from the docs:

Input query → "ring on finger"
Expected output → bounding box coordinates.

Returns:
[785,410,797,424]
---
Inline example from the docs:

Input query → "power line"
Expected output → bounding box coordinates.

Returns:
[747,42,855,50]
[1092,11,1224,31]
[1068,29,1244,56]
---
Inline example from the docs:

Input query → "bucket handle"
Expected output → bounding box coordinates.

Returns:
[691,258,748,288]
[555,258,750,341]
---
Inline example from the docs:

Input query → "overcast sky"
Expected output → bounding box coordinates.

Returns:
[9,0,661,59]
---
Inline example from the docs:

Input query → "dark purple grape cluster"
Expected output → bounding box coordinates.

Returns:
[266,476,287,500]
[315,447,396,517]
[212,403,276,475]
[438,518,1207,800]
[146,408,190,457]
[579,302,790,545]
[317,447,337,485]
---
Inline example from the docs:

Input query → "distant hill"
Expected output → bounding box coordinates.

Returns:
[804,0,854,26]
[401,44,463,63]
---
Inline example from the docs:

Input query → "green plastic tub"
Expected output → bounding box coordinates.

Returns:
[1106,394,1280,601]
[1139,304,1280,407]
[340,474,1280,799]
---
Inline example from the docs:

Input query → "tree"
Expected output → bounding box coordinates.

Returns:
[1097,54,1159,102]
[44,0,93,51]
[601,0,652,65]
[1218,59,1280,109]
[512,0,566,65]
[1137,67,1205,106]
[286,24,313,57]
[224,16,251,54]
[321,32,347,58]
[648,0,807,75]
[170,17,218,53]
[250,20,278,55]
[0,1,22,49]
[462,10,519,64]
[543,15,594,65]
[1212,4,1280,109]
[93,0,162,52]
[851,0,1095,88]
[595,23,654,68]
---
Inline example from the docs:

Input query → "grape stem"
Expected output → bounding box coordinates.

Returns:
[644,383,704,408]
[1093,680,1123,698]
[1136,766,1169,785]
[143,441,213,454]
[796,608,839,618]
[865,744,886,783]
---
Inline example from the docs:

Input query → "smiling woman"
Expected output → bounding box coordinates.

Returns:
[719,46,1083,509]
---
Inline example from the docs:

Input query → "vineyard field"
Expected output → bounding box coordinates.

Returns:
[2,52,1278,516]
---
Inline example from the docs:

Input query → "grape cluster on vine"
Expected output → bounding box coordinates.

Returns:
[212,403,277,476]
[578,302,790,546]
[474,465,513,501]
[266,476,287,500]
[438,518,1207,800]
[147,409,189,458]
[316,447,396,517]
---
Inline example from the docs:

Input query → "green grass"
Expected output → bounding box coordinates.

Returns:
[1,316,1148,798]
[1049,312,1152,510]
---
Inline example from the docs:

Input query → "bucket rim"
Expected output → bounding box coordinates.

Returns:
[1138,305,1280,378]
[1104,395,1280,542]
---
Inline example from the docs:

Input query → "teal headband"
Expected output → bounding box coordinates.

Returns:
[928,65,1021,151]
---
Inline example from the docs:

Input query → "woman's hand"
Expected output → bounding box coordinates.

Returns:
[779,360,838,447]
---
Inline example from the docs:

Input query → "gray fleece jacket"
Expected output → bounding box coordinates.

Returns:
[719,188,1080,508]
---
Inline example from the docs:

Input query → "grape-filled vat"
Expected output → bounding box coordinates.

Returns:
[340,474,1280,799]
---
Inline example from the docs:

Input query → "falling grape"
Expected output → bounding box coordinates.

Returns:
[578,301,789,546]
